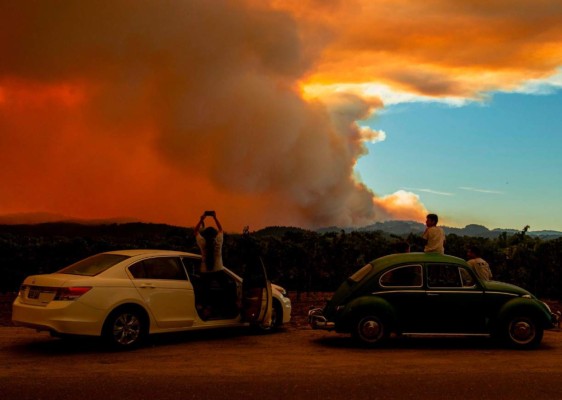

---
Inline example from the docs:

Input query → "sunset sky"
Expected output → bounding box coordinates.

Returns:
[1,0,562,231]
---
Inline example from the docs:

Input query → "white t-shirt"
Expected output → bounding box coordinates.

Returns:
[468,257,492,281]
[196,231,224,272]
[423,226,445,254]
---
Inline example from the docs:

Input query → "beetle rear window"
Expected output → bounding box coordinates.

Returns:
[380,265,422,287]
[57,254,130,276]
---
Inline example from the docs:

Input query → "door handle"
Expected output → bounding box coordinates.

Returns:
[140,284,155,289]
[427,292,439,296]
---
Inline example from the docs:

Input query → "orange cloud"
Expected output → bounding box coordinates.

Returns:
[373,190,428,222]
[276,0,562,97]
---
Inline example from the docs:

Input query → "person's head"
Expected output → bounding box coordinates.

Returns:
[425,213,438,227]
[467,244,480,259]
[201,226,218,241]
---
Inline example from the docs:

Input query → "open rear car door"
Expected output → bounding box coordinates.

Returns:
[241,257,272,327]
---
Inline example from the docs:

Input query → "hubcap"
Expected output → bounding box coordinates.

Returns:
[360,318,382,341]
[510,320,535,344]
[113,313,141,345]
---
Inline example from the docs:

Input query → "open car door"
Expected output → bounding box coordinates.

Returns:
[241,257,272,327]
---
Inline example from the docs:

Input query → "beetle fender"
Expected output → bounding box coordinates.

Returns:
[337,295,396,333]
[496,297,550,328]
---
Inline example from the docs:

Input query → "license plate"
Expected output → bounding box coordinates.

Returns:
[28,288,40,299]
[39,291,55,303]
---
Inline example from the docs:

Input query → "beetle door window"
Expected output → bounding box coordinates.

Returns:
[459,268,476,287]
[380,265,422,287]
[427,264,463,288]
[129,257,187,280]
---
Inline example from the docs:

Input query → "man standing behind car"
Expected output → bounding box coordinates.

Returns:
[466,245,492,281]
[422,213,445,254]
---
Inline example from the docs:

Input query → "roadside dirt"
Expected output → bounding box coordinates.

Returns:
[1,320,562,400]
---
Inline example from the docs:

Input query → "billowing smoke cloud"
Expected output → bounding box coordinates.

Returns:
[0,0,430,229]
[15,0,562,230]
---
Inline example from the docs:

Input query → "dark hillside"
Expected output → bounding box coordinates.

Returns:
[0,222,561,300]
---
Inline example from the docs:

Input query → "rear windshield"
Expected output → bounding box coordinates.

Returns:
[57,254,130,276]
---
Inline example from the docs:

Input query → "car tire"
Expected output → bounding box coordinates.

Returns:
[502,314,543,349]
[352,313,388,347]
[270,299,284,328]
[103,306,148,350]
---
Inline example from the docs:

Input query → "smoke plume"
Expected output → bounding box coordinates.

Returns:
[11,1,562,229]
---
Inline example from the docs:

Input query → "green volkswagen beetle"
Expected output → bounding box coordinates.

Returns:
[309,252,559,349]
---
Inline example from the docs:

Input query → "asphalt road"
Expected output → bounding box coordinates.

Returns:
[1,325,561,400]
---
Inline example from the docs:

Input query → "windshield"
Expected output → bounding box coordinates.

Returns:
[57,254,130,276]
[348,263,373,283]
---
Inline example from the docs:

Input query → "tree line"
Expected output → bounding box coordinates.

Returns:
[0,222,561,300]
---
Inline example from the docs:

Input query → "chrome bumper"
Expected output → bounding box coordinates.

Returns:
[308,307,335,330]
[552,311,561,329]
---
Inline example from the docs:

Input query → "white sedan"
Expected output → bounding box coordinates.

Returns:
[12,249,292,349]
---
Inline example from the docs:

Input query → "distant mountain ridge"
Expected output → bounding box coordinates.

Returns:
[1,213,561,239]
[0,212,137,225]
[352,221,562,239]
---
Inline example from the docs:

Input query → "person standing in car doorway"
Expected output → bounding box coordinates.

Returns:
[193,211,224,320]
[194,210,224,272]
[423,213,445,254]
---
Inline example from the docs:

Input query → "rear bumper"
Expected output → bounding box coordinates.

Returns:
[12,297,105,336]
[308,308,335,330]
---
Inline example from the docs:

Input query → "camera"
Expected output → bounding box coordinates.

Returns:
[204,210,215,217]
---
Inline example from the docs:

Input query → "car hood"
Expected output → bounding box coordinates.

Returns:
[271,283,286,296]
[482,280,531,296]
[323,279,356,317]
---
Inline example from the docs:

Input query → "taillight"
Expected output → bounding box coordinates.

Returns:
[18,285,27,298]
[54,287,92,301]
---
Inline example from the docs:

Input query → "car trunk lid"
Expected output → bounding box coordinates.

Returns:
[18,274,90,306]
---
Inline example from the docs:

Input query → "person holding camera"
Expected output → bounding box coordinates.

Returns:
[194,211,224,272]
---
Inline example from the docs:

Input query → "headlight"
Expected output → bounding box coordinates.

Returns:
[541,301,552,313]
[272,284,287,296]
